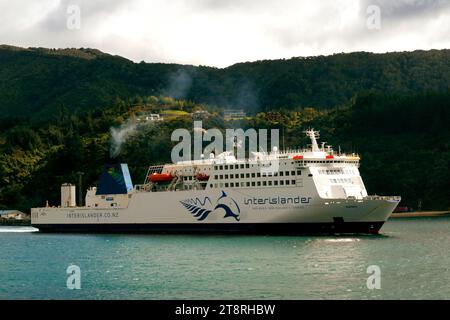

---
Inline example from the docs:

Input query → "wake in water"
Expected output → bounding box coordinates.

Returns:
[0,226,39,233]
[323,238,361,243]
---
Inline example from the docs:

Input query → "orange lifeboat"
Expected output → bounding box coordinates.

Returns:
[293,155,303,160]
[149,173,173,183]
[195,173,210,181]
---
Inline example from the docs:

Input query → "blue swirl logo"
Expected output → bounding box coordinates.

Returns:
[180,191,241,222]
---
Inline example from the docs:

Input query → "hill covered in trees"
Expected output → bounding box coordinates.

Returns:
[0,45,448,212]
[0,45,449,119]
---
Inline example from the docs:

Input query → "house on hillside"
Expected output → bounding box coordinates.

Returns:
[223,109,246,121]
[191,110,210,120]
[136,113,163,122]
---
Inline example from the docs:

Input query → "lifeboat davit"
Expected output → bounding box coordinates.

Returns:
[195,173,210,181]
[149,173,173,183]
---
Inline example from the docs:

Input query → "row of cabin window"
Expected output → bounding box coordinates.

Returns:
[214,163,294,170]
[318,169,355,175]
[210,179,297,188]
[214,170,300,180]
[319,169,343,175]
[302,160,358,163]
[330,178,352,184]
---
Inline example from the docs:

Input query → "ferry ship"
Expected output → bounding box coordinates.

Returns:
[31,129,400,234]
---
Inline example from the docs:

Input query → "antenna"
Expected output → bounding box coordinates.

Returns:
[303,128,320,152]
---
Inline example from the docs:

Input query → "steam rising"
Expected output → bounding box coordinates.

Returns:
[166,69,193,100]
[110,119,138,158]
[109,68,260,158]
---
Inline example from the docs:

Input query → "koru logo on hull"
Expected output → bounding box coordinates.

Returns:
[180,191,241,222]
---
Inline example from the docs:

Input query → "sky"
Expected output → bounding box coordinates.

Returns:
[0,0,449,67]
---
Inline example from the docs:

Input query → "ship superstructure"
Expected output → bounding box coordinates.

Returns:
[32,129,400,234]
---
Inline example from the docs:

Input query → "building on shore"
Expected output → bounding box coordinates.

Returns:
[0,210,28,220]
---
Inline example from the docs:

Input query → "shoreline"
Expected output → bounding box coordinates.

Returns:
[0,219,31,226]
[390,211,450,218]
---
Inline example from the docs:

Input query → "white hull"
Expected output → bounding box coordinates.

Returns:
[32,188,399,234]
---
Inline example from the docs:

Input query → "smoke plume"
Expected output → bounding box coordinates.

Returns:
[165,69,193,100]
[110,119,138,158]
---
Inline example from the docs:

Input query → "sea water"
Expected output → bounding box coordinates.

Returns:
[1,217,450,299]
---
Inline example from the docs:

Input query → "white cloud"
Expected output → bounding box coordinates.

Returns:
[0,0,449,67]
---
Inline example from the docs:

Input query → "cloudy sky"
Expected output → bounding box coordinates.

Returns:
[0,0,449,67]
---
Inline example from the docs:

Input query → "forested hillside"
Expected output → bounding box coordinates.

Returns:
[1,45,449,118]
[0,45,448,212]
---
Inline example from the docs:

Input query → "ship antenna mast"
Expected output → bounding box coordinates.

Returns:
[304,129,320,152]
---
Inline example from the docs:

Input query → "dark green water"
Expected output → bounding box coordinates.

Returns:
[1,217,450,299]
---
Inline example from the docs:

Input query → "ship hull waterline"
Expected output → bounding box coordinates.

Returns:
[33,221,385,235]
